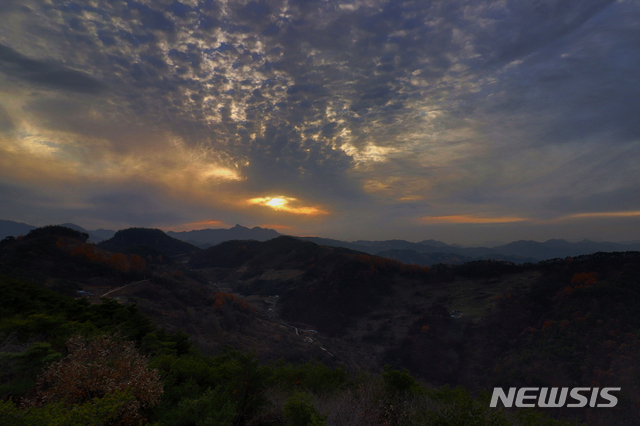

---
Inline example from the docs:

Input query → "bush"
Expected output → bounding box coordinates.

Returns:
[283,392,327,426]
[26,334,163,425]
[382,365,423,396]
[0,391,135,426]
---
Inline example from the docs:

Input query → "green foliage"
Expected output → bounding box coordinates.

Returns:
[382,364,424,396]
[513,409,584,426]
[160,387,236,426]
[50,279,82,297]
[272,360,349,394]
[0,276,186,349]
[0,342,62,395]
[419,385,510,426]
[0,391,134,426]
[149,347,272,425]
[283,392,327,426]
[150,354,220,405]
[0,275,189,409]
[0,314,72,343]
[0,276,73,318]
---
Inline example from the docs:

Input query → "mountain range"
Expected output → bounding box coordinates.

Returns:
[3,221,640,425]
[2,219,640,264]
[166,224,280,248]
[0,220,116,243]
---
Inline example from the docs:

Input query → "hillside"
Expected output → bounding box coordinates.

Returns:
[167,224,281,248]
[98,228,201,258]
[0,270,573,426]
[2,226,640,424]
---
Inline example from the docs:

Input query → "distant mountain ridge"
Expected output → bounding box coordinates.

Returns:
[295,237,640,264]
[59,223,116,243]
[3,218,640,263]
[0,220,36,239]
[98,227,201,257]
[167,224,281,248]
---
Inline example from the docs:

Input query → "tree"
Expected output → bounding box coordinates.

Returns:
[129,254,146,271]
[26,334,163,425]
[108,253,130,272]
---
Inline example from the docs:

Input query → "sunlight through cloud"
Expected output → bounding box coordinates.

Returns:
[247,196,329,216]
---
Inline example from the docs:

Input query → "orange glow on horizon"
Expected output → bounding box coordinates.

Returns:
[549,211,640,222]
[421,210,640,226]
[163,220,227,232]
[420,215,529,224]
[260,224,293,230]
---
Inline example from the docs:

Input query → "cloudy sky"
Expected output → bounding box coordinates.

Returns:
[1,0,639,244]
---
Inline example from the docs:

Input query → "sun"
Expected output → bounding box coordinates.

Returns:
[265,198,287,209]
[246,196,329,216]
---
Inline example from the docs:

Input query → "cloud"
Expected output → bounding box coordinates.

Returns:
[246,196,329,216]
[0,105,14,133]
[551,211,640,222]
[0,0,639,243]
[0,44,107,94]
[474,0,617,67]
[421,215,530,224]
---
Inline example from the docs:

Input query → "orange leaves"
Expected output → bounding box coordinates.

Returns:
[213,291,255,314]
[553,271,599,303]
[71,243,149,273]
[71,243,106,263]
[421,325,430,333]
[28,335,162,425]
[55,237,65,249]
[108,253,130,272]
[542,320,555,329]
[129,254,146,271]
[571,272,598,285]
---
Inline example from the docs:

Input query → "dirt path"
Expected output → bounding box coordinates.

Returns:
[101,280,148,297]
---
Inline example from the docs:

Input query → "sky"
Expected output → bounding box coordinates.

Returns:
[0,0,639,245]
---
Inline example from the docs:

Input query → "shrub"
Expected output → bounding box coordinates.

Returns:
[26,334,162,425]
[283,392,327,426]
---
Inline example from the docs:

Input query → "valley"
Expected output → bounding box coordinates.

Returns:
[2,225,640,425]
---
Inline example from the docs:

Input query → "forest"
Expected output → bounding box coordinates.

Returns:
[1,225,639,425]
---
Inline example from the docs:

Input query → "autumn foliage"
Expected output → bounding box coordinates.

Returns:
[71,243,107,263]
[27,334,163,425]
[570,272,598,285]
[213,291,255,313]
[355,254,430,275]
[70,242,147,272]
[108,253,130,272]
[553,271,599,303]
[129,254,147,271]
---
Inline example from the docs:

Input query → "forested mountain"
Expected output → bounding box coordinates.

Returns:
[2,225,640,424]
[168,224,281,248]
[98,228,201,257]
[0,220,114,242]
[4,218,640,263]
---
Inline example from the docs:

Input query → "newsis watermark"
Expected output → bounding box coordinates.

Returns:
[490,387,621,408]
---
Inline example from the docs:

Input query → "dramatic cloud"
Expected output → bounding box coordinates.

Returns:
[0,43,107,93]
[0,0,638,243]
